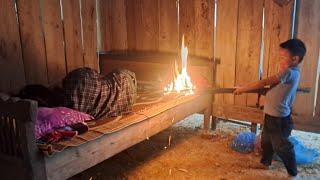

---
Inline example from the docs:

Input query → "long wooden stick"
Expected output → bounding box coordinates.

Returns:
[200,87,311,94]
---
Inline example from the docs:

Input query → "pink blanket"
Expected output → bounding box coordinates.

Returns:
[35,107,93,139]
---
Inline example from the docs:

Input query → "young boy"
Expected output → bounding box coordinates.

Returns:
[234,39,306,177]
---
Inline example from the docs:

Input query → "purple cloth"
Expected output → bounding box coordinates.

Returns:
[35,107,93,139]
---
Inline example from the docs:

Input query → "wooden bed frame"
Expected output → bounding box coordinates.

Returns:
[0,50,213,179]
[0,94,211,180]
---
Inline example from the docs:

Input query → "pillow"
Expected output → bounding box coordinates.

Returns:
[35,107,93,139]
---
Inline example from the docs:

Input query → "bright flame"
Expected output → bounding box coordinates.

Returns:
[164,35,194,95]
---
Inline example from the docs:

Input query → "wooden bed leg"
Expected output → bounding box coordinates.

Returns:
[251,123,258,134]
[203,106,212,132]
[211,116,218,130]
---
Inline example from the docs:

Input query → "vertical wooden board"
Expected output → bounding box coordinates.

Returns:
[126,0,137,50]
[159,0,178,53]
[97,0,111,51]
[263,0,293,78]
[81,0,98,70]
[110,0,127,50]
[179,0,195,55]
[315,78,320,120]
[316,75,320,120]
[0,0,25,93]
[62,0,84,72]
[194,0,214,57]
[135,0,159,51]
[293,0,320,117]
[16,0,48,85]
[41,0,67,85]
[235,0,263,106]
[214,0,238,105]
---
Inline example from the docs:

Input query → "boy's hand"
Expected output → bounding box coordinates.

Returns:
[234,87,246,95]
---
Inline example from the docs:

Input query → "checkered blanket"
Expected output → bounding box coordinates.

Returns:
[63,68,137,119]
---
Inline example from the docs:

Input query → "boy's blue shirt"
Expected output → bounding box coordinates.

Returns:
[264,66,300,117]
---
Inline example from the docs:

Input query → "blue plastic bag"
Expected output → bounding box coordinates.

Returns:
[274,136,319,165]
[231,132,256,153]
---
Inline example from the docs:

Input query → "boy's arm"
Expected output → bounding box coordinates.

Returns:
[234,74,280,95]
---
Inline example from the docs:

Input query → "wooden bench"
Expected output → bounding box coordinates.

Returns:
[0,92,212,180]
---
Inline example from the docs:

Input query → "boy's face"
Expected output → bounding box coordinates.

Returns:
[279,48,299,70]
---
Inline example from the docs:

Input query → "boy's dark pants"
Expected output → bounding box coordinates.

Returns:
[261,114,297,176]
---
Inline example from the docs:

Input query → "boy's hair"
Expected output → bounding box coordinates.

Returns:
[280,39,306,62]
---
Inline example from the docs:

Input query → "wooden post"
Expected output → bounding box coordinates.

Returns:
[211,116,218,130]
[251,123,258,134]
[203,105,212,131]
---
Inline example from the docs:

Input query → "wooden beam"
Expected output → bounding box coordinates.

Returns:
[99,51,213,66]
[212,104,264,124]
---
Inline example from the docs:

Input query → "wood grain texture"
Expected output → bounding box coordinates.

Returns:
[16,0,48,85]
[125,0,137,50]
[315,78,320,121]
[263,0,293,78]
[62,0,84,72]
[235,0,263,106]
[194,0,214,57]
[110,0,127,50]
[0,0,25,93]
[215,0,239,105]
[41,0,67,85]
[0,98,46,179]
[212,104,264,124]
[81,0,98,70]
[293,0,320,117]
[134,0,159,51]
[179,0,196,55]
[159,0,178,53]
[97,0,112,51]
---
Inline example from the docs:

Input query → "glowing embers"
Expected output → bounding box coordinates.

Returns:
[164,35,194,95]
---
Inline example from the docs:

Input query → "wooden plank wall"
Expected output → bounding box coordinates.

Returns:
[293,0,320,118]
[0,0,99,93]
[0,0,25,93]
[99,0,213,56]
[235,0,263,107]
[215,0,293,107]
[1,0,319,125]
[215,0,238,105]
[17,0,48,85]
[41,0,67,84]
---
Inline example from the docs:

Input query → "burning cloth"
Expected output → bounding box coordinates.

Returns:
[63,68,137,119]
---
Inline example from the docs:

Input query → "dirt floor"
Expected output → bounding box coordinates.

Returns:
[70,114,320,180]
